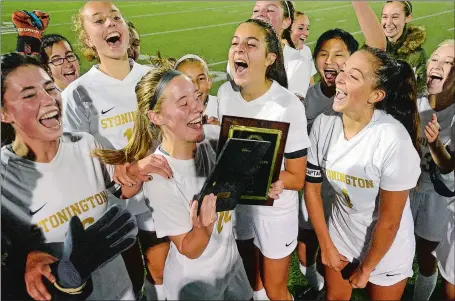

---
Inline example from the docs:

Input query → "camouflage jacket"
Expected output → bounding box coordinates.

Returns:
[387,25,427,94]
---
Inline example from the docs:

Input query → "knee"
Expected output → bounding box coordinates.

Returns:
[263,280,288,300]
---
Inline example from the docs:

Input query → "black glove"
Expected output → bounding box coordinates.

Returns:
[51,205,137,290]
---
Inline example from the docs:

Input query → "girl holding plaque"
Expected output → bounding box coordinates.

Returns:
[206,18,310,300]
[93,62,286,300]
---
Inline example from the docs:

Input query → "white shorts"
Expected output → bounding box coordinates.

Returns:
[368,257,414,286]
[299,179,334,230]
[164,259,253,300]
[411,189,453,242]
[234,211,298,259]
[136,210,155,232]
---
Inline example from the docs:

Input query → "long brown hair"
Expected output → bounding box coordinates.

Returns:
[93,61,182,164]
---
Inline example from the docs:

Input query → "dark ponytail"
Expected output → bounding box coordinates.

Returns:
[244,19,288,89]
[361,45,420,154]
[280,1,296,48]
[1,53,51,146]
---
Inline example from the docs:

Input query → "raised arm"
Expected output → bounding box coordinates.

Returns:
[352,1,387,50]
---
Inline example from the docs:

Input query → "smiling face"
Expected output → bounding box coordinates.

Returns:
[426,44,455,95]
[290,14,310,50]
[2,65,62,144]
[316,38,351,88]
[45,40,80,90]
[176,61,212,106]
[229,22,276,89]
[152,75,205,144]
[333,50,382,113]
[381,2,411,42]
[252,1,289,35]
[81,1,129,61]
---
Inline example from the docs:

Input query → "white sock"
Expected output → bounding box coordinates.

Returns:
[413,270,438,301]
[300,263,324,291]
[144,278,166,301]
[253,288,269,300]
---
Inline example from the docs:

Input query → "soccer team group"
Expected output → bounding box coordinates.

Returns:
[1,1,454,300]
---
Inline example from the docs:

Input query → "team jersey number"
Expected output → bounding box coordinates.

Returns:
[339,188,354,209]
[81,216,95,228]
[124,128,133,142]
[216,211,232,234]
[421,152,433,173]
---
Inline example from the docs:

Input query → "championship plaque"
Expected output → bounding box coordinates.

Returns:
[218,115,290,206]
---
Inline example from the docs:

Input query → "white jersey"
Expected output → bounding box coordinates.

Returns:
[299,45,317,77]
[205,80,310,218]
[143,142,243,298]
[1,132,134,300]
[303,82,334,133]
[306,110,420,266]
[62,60,152,216]
[434,119,455,285]
[226,45,312,98]
[283,44,312,98]
[416,96,455,192]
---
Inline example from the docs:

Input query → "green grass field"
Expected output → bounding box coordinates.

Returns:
[1,1,454,300]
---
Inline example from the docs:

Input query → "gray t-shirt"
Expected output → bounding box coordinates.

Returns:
[303,82,334,133]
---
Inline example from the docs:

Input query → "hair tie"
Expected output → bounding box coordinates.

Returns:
[150,69,181,110]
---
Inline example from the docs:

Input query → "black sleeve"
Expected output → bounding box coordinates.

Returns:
[284,148,308,159]
[305,162,323,183]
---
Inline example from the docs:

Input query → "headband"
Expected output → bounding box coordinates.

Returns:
[150,69,181,110]
[283,1,290,17]
[404,1,412,13]
[174,54,208,71]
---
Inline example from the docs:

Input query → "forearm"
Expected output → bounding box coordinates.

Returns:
[120,183,142,199]
[179,225,214,259]
[279,170,305,190]
[361,220,400,272]
[429,138,453,174]
[352,1,386,50]
[304,187,333,249]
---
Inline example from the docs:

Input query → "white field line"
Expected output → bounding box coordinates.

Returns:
[2,3,353,31]
[1,1,185,15]
[206,9,455,68]
[447,27,454,32]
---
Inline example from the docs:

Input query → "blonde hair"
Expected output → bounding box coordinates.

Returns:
[428,39,455,64]
[174,54,209,74]
[72,1,128,62]
[93,60,180,164]
[72,6,98,62]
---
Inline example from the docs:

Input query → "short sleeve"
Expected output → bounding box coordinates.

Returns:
[288,59,311,98]
[379,129,421,191]
[305,116,323,183]
[310,60,317,77]
[144,178,192,238]
[62,84,92,133]
[283,97,310,158]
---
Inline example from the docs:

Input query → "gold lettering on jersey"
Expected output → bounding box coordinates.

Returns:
[216,211,232,234]
[35,191,108,233]
[325,169,374,189]
[100,111,136,129]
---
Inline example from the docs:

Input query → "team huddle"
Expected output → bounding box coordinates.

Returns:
[1,1,454,301]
